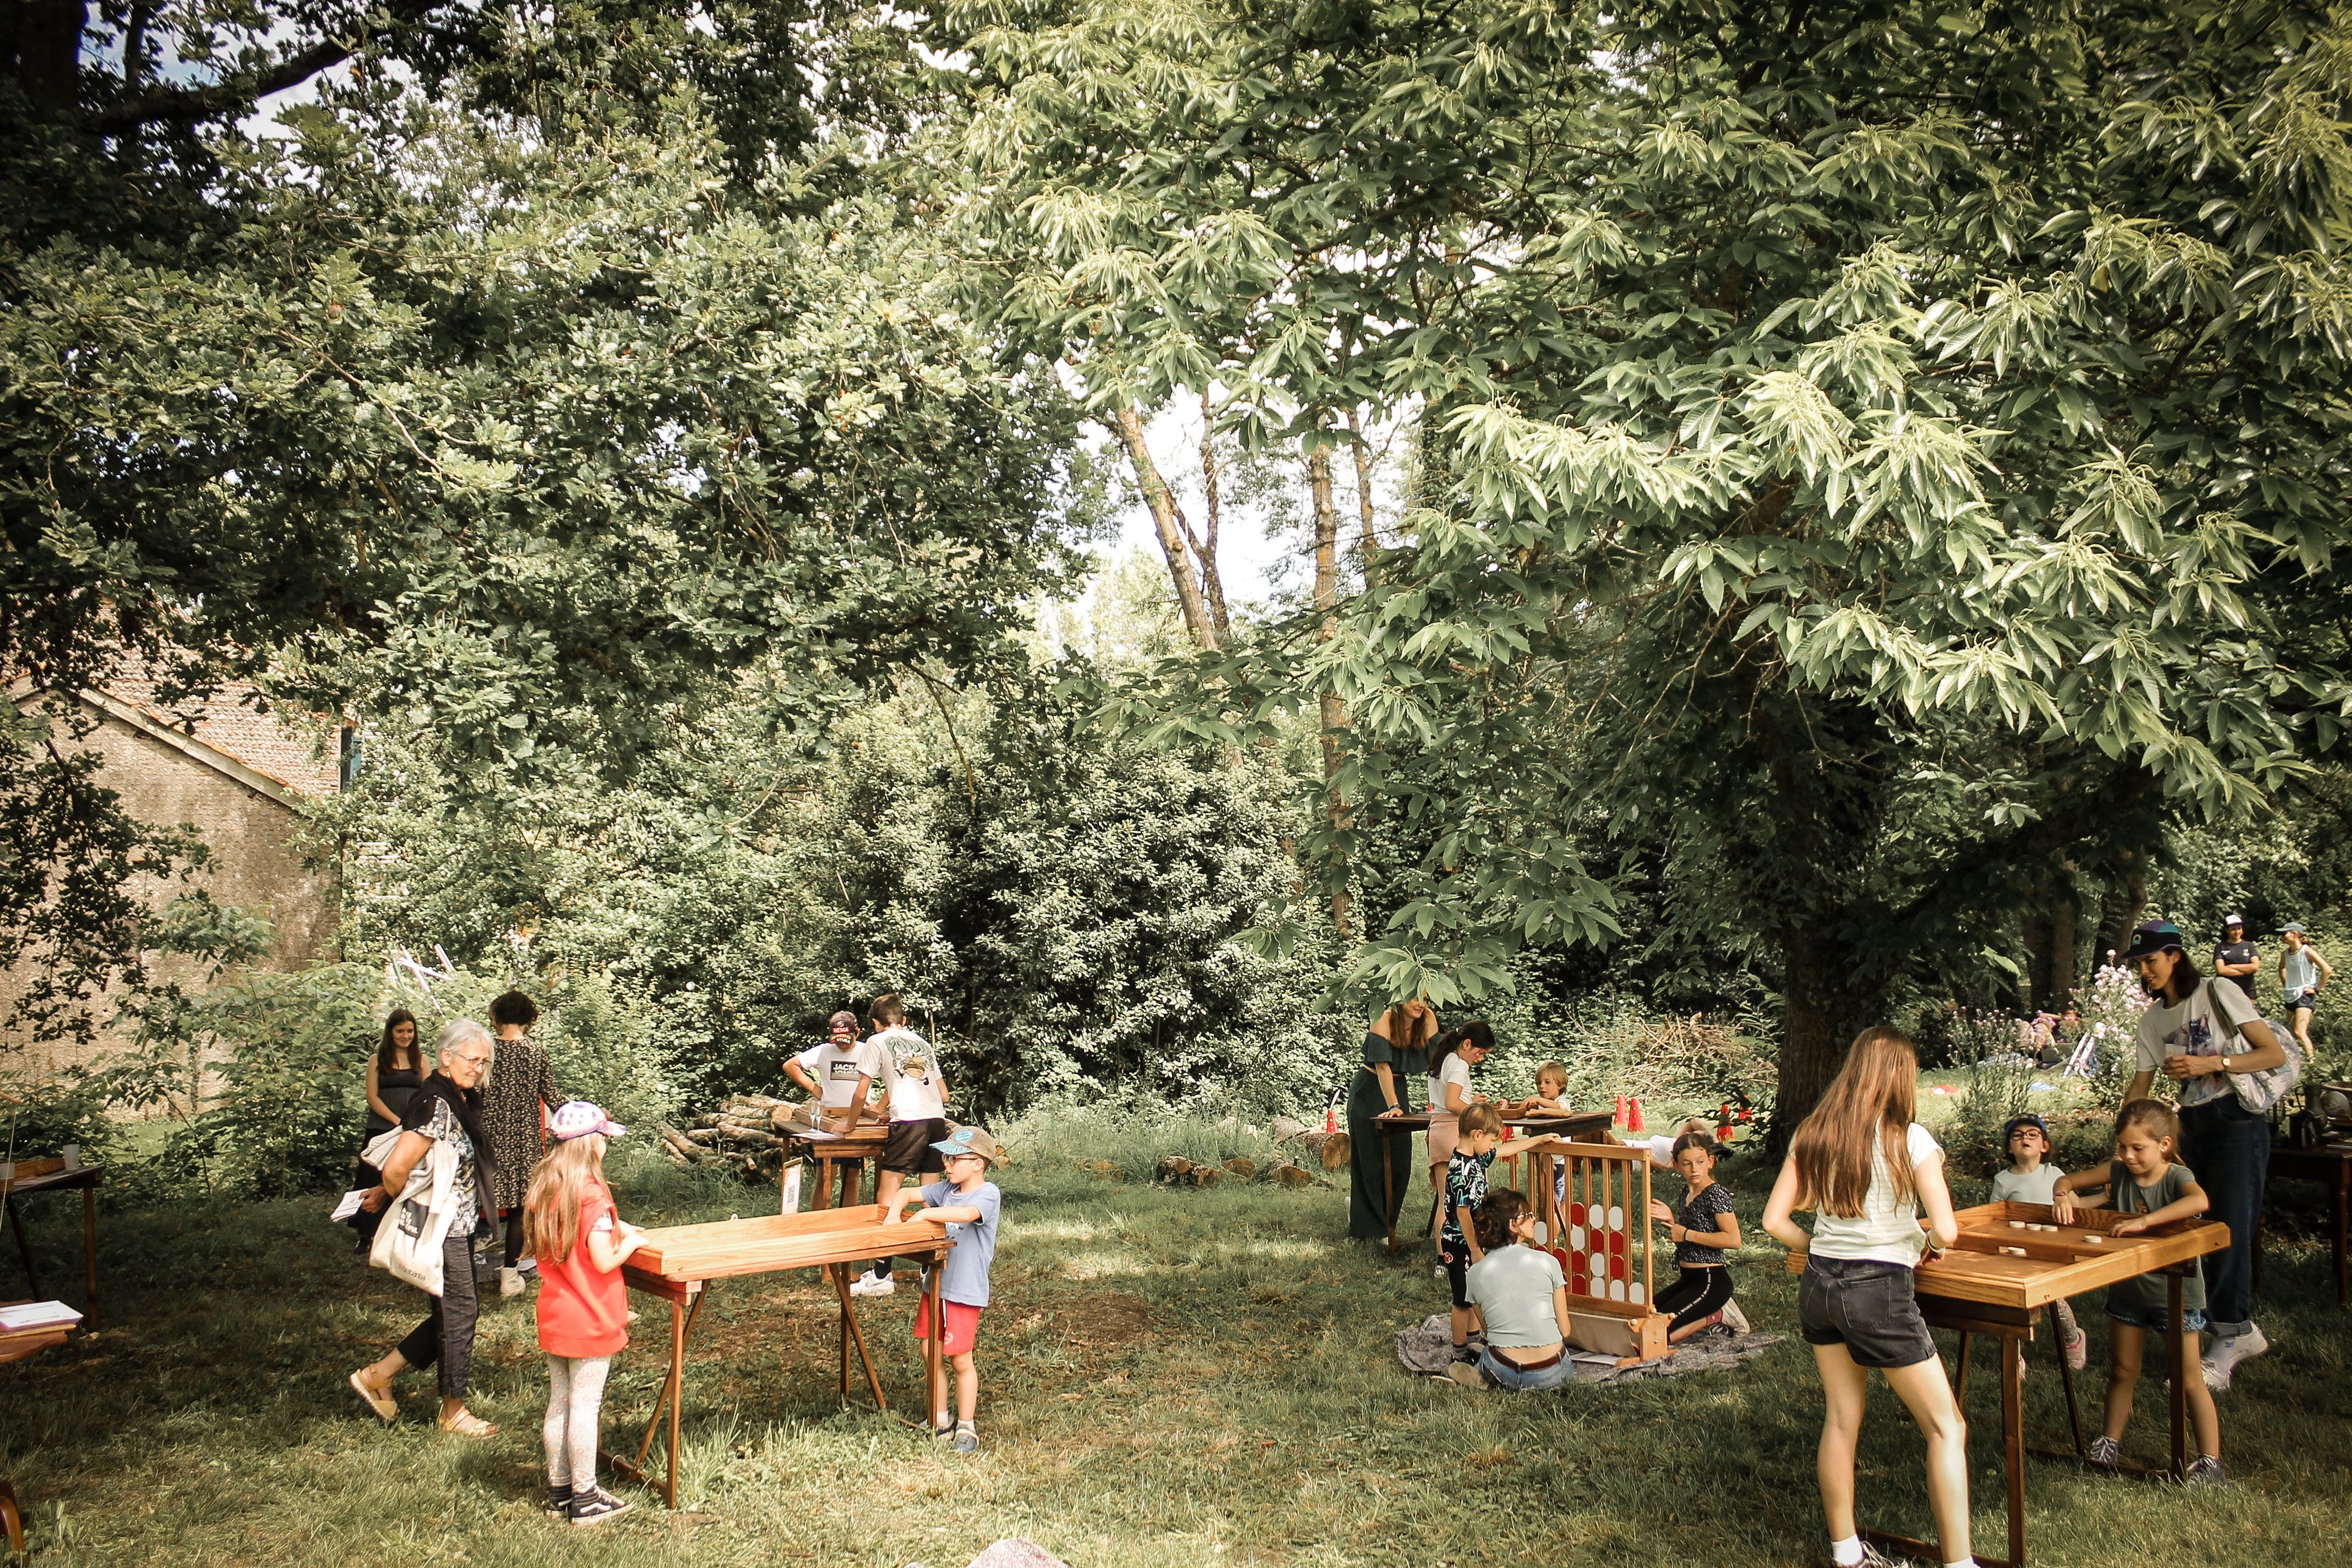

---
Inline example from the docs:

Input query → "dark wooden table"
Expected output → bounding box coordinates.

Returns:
[1,1162,102,1330]
[785,1122,891,1211]
[2258,1140,2351,1306]
[0,1307,76,1551]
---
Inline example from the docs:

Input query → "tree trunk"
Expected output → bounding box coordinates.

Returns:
[14,0,85,112]
[2022,896,2054,1011]
[1196,391,1231,640]
[1773,926,1876,1154]
[1346,408,1380,578]
[1309,433,1350,939]
[1113,407,1220,651]
[2094,858,2148,972]
[2049,879,2078,1005]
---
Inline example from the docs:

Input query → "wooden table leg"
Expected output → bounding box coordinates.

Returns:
[1953,1327,1973,1405]
[843,1160,863,1209]
[4,1198,42,1300]
[2336,1163,2349,1308]
[828,1260,888,1409]
[813,1156,835,1211]
[0,1478,20,1553]
[81,1184,99,1331]
[2048,1303,2084,1454]
[2168,1272,2188,1480]
[1381,1132,1398,1254]
[2002,1326,2026,1568]
[928,1255,946,1428]
[610,1284,705,1508]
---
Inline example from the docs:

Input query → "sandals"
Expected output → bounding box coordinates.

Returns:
[438,1408,498,1439]
[348,1370,397,1424]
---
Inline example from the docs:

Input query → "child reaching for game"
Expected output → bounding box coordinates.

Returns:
[1425,1021,1495,1216]
[884,1124,1003,1453]
[1507,1061,1573,1118]
[2052,1099,2225,1483]
[1439,1103,1510,1360]
[525,1102,645,1526]
[1989,1114,2088,1371]
[1454,1189,1582,1392]
[1647,1132,1748,1340]
[1763,1027,1975,1568]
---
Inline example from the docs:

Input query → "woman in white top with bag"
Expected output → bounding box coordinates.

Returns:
[1763,1028,1973,1568]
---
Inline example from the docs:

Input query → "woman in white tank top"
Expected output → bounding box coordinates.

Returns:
[1763,1028,1972,1568]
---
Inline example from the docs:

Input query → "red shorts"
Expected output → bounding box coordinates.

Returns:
[913,1296,982,1356]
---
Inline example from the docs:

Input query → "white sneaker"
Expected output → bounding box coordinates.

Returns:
[2201,1323,2269,1391]
[499,1267,525,1298]
[848,1274,896,1297]
[1718,1299,1750,1336]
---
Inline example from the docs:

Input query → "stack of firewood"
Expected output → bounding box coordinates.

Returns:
[657,1093,799,1177]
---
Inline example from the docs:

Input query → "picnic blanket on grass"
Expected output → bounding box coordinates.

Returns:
[1393,1312,1781,1386]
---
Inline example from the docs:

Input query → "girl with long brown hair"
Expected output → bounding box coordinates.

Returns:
[1346,999,1440,1242]
[1762,1028,1973,1568]
[526,1102,644,1526]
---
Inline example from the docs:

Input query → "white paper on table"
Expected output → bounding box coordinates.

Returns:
[797,1128,842,1142]
[329,1188,373,1222]
[0,1300,82,1333]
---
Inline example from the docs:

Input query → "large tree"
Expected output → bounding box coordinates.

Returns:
[945,0,2352,1130]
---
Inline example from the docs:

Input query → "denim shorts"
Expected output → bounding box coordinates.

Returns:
[2286,990,2318,1013]
[1477,1347,1576,1392]
[2104,1295,2207,1335]
[1798,1256,1937,1369]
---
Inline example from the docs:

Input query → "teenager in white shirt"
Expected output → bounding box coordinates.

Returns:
[852,992,952,1297]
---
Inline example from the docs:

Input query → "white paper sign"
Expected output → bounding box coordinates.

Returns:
[0,1300,82,1333]
[780,1161,803,1215]
[330,1188,373,1222]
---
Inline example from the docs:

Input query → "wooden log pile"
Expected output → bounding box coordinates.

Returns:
[1150,1154,1320,1189]
[660,1093,799,1177]
[1271,1117,1351,1170]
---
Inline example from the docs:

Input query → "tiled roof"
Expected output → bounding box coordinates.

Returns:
[94,676,344,798]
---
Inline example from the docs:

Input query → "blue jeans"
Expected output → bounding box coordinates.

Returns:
[2180,1096,2269,1340]
[1477,1347,1575,1392]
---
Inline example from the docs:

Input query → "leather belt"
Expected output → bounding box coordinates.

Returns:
[1491,1346,1565,1371]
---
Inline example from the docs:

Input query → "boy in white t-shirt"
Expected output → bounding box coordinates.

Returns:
[852,992,953,1298]
[783,1012,885,1135]
[1988,1114,2088,1371]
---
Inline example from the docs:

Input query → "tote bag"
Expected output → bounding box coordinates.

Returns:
[366,1126,461,1297]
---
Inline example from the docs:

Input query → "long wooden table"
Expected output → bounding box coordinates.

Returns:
[1790,1201,2229,1568]
[1,1161,102,1330]
[2259,1140,2351,1306]
[1371,1109,1614,1254]
[603,1206,951,1507]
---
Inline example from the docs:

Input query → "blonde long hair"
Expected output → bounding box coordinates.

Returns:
[1789,1027,1920,1218]
[524,1133,608,1267]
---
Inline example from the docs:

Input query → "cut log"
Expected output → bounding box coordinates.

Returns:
[1155,1156,1195,1184]
[1270,1116,1309,1143]
[1270,1163,1314,1188]
[1079,1160,1124,1182]
[657,1126,702,1162]
[1191,1166,1224,1187]
[728,1092,789,1111]
[1222,1157,1257,1180]
[685,1128,722,1145]
[1293,1130,1351,1170]
[693,1112,722,1129]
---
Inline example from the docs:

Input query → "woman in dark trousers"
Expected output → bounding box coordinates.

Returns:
[352,1010,425,1250]
[483,990,560,1297]
[350,1019,502,1436]
[1347,1000,1439,1240]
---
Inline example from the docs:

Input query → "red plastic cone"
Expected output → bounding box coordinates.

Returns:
[1628,1096,1646,1133]
[1614,1093,1627,1126]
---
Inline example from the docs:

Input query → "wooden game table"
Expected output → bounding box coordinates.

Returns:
[786,1121,892,1209]
[2258,1140,2351,1306]
[0,1306,76,1551]
[1789,1201,2229,1568]
[603,1206,951,1507]
[1,1160,102,1330]
[1372,1108,1613,1254]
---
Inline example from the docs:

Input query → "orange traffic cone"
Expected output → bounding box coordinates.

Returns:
[1614,1093,1627,1126]
[1628,1096,1646,1133]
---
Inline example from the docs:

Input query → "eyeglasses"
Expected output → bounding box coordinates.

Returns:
[451,1052,491,1066]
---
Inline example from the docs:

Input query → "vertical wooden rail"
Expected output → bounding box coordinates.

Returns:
[2167,1272,2188,1479]
[81,1183,100,1330]
[2001,1327,2026,1568]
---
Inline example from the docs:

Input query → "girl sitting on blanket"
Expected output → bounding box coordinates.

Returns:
[1453,1188,1582,1392]
[1647,1132,1749,1340]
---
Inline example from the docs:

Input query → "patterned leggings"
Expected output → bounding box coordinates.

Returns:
[1654,1266,1735,1333]
[543,1354,613,1492]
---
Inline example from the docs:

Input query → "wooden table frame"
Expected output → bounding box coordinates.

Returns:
[0,1163,101,1331]
[1790,1202,2228,1568]
[601,1207,951,1507]
[788,1124,892,1211]
[1372,1110,1613,1254]
[0,1311,73,1553]
[2258,1141,2350,1306]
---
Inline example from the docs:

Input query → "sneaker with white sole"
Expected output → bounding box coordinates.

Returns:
[848,1273,895,1297]
[2085,1435,2122,1469]
[1853,1545,1915,1568]
[569,1488,633,1526]
[2181,1454,2226,1487]
[2201,1323,2268,1391]
[951,1423,979,1453]
[1718,1298,1750,1336]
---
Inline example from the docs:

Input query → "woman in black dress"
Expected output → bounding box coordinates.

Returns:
[353,1009,424,1249]
[1346,1000,1439,1240]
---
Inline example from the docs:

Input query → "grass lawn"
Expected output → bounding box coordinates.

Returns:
[7,1135,2352,1568]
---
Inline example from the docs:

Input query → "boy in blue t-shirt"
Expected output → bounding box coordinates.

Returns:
[884,1124,1002,1452]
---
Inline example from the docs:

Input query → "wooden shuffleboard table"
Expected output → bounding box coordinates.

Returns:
[1790,1201,2230,1568]
[603,1207,951,1507]
[1373,1109,1615,1254]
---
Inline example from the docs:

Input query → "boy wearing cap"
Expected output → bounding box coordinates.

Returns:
[884,1125,1002,1452]
[2278,923,2331,1057]
[1990,1114,2088,1369]
[2213,916,2260,1003]
[784,1011,886,1139]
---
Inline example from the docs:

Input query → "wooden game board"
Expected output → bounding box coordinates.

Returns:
[1788,1201,2231,1568]
[603,1206,951,1506]
[1372,1109,1613,1254]
[1506,1136,1672,1362]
